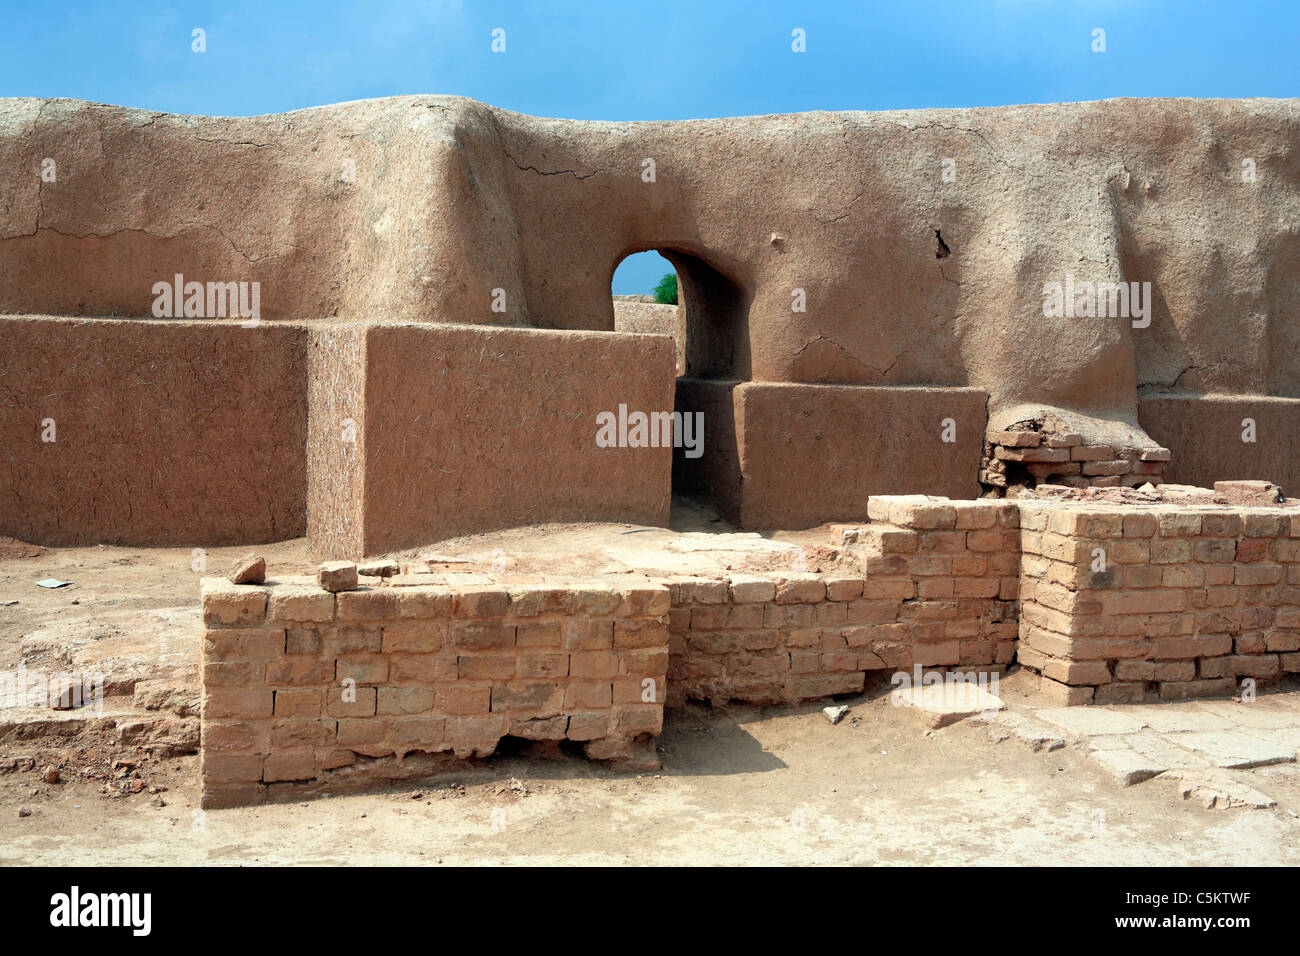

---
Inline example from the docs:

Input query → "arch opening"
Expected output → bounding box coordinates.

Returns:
[610,247,749,528]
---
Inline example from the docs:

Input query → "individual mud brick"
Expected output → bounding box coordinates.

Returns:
[262,752,318,783]
[1070,445,1113,461]
[614,619,668,649]
[1236,538,1269,562]
[510,716,568,740]
[727,575,776,603]
[1042,659,1112,685]
[1151,661,1195,682]
[326,685,377,717]
[1037,675,1095,706]
[1243,514,1286,537]
[449,621,514,650]
[690,604,729,629]
[324,625,382,655]
[570,651,618,679]
[569,586,623,616]
[434,683,491,715]
[203,720,267,752]
[203,687,273,719]
[390,653,457,683]
[337,588,400,621]
[490,682,563,715]
[565,681,613,710]
[515,621,563,647]
[1049,510,1123,538]
[619,583,671,616]
[564,619,613,650]
[396,586,453,618]
[506,585,570,617]
[727,603,765,629]
[381,621,445,653]
[451,585,510,618]
[457,653,515,680]
[1194,538,1237,563]
[1150,634,1233,659]
[1093,682,1146,704]
[674,578,728,604]
[613,704,663,735]
[335,655,389,684]
[263,658,331,686]
[1156,512,1203,537]
[203,661,260,686]
[336,718,388,747]
[285,627,323,655]
[1150,539,1192,564]
[267,586,335,623]
[273,688,322,718]
[377,685,437,715]
[200,753,265,785]
[203,626,288,664]
[619,647,669,676]
[1236,564,1283,586]
[202,580,269,627]
[773,573,826,604]
[863,578,916,600]
[389,716,447,749]
[516,652,569,679]
[567,713,611,741]
[318,561,359,592]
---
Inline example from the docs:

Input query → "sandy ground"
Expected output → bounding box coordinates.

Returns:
[4,511,1300,866]
[5,690,1300,866]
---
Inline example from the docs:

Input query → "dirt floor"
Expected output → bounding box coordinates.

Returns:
[4,505,1300,866]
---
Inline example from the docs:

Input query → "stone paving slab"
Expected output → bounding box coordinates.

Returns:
[1035,708,1147,737]
[1195,700,1300,730]
[1168,731,1296,770]
[898,682,1004,729]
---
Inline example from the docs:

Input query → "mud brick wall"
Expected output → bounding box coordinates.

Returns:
[308,323,677,557]
[199,575,669,808]
[1016,503,1300,704]
[667,497,1019,706]
[674,382,988,531]
[0,316,307,546]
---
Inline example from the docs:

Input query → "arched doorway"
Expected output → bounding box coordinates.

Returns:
[610,246,749,527]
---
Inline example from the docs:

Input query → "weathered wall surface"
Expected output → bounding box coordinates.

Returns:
[4,96,1296,445]
[0,316,307,546]
[306,325,367,558]
[612,297,683,374]
[675,382,987,529]
[1139,395,1300,493]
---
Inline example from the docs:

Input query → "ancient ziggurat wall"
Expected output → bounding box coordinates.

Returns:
[3,95,1299,807]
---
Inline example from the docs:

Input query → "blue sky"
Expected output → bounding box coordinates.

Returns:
[3,0,1294,292]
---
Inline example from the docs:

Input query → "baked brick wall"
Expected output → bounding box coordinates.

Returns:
[666,496,1020,706]
[200,574,669,808]
[1016,503,1300,704]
